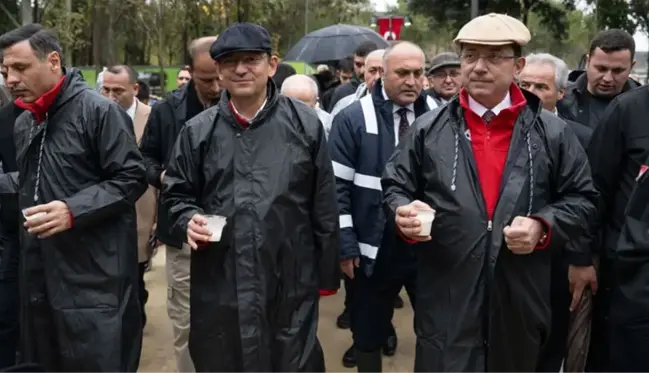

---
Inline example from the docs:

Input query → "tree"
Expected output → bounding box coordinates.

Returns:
[630,0,649,77]
[586,0,636,34]
[408,0,576,42]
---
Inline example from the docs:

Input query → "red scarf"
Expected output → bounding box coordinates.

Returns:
[14,76,65,123]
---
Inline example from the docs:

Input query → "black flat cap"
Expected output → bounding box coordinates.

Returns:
[427,52,461,76]
[210,22,272,61]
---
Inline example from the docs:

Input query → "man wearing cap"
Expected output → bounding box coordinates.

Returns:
[426,52,461,106]
[162,22,340,372]
[381,13,598,371]
[329,40,437,372]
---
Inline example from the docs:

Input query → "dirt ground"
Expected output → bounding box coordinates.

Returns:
[138,249,416,372]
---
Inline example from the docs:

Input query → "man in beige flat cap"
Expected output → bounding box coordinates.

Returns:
[382,12,598,372]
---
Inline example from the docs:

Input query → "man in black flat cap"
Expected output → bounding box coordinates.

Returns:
[161,22,340,372]
[425,52,461,106]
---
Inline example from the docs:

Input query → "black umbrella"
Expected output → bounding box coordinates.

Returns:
[284,24,389,65]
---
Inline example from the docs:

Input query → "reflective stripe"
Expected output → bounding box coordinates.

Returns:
[426,95,438,110]
[339,214,353,228]
[360,95,378,135]
[359,242,379,259]
[354,173,382,191]
[332,161,355,181]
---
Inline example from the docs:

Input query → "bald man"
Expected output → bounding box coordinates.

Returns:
[281,74,332,138]
[330,49,386,118]
[140,35,221,373]
[329,41,437,371]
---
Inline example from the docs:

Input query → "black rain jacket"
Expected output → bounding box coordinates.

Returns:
[0,69,147,371]
[162,81,340,372]
[381,89,598,371]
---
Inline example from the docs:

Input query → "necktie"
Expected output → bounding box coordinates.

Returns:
[397,107,410,140]
[482,110,496,124]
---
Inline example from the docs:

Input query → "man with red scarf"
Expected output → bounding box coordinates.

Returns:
[0,24,147,371]
[381,13,598,371]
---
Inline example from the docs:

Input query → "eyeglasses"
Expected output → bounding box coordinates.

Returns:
[460,52,516,65]
[219,54,266,70]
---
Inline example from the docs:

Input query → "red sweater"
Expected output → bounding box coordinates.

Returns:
[400,84,550,249]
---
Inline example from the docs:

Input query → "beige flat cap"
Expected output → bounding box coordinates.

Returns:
[454,13,531,46]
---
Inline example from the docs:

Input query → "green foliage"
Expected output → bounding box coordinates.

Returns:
[585,0,636,33]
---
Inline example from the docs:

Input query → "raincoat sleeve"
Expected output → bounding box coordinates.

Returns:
[328,110,361,260]
[0,172,18,194]
[309,116,341,291]
[532,121,598,252]
[139,103,165,189]
[63,104,148,229]
[161,125,203,243]
[381,119,425,216]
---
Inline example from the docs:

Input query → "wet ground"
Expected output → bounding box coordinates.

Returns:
[138,249,416,372]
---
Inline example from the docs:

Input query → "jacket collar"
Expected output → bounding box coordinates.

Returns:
[448,83,542,133]
[370,78,432,115]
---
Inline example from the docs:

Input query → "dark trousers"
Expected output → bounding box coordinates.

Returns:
[0,241,19,370]
[537,253,571,372]
[587,256,612,372]
[350,236,417,352]
[138,262,148,329]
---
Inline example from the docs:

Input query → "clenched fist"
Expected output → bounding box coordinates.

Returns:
[503,216,545,254]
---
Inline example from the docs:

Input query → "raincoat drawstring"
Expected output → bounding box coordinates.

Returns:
[450,129,534,215]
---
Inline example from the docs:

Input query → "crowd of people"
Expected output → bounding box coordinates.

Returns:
[0,10,648,373]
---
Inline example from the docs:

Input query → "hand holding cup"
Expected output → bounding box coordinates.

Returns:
[395,200,436,242]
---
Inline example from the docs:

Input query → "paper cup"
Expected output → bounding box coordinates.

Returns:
[22,209,46,221]
[416,210,436,236]
[204,215,227,242]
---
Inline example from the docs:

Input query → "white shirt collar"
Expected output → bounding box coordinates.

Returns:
[382,87,415,113]
[126,99,137,120]
[468,92,511,117]
[231,99,267,122]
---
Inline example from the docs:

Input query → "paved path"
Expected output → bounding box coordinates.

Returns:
[138,249,416,372]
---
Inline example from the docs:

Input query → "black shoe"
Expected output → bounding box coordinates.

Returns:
[336,308,351,329]
[382,334,397,356]
[342,344,356,368]
[356,349,382,372]
[393,294,404,309]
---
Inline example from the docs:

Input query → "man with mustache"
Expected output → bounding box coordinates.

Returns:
[426,52,461,105]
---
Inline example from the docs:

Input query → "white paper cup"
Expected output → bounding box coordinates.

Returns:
[416,210,436,236]
[204,215,227,242]
[22,209,46,221]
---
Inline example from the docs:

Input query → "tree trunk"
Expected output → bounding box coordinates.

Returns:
[65,0,73,66]
[21,0,32,25]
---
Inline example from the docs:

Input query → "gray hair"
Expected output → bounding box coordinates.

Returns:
[280,74,319,98]
[382,41,425,71]
[525,53,570,90]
